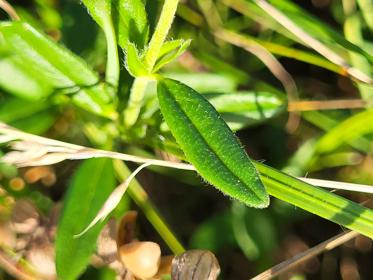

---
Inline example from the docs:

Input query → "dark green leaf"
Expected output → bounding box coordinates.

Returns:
[56,159,116,280]
[157,78,269,208]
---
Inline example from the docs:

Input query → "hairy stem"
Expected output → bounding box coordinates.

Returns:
[144,0,180,72]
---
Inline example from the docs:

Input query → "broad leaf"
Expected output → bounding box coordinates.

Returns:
[56,159,116,280]
[157,78,269,208]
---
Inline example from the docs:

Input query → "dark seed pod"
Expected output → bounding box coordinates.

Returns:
[171,250,220,280]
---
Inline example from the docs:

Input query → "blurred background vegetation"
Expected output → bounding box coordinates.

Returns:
[0,0,373,279]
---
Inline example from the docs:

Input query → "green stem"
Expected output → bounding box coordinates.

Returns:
[255,162,373,238]
[144,0,180,72]
[113,160,185,254]
[103,21,120,88]
[123,76,153,127]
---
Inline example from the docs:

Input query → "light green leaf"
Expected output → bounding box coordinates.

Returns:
[257,162,373,238]
[153,39,191,72]
[124,42,148,77]
[316,109,373,154]
[82,0,148,49]
[157,78,269,208]
[0,97,55,134]
[205,91,285,130]
[0,21,115,118]
[164,72,238,93]
[113,0,149,49]
[0,56,52,100]
[56,159,116,280]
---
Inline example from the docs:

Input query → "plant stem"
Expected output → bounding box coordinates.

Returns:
[144,0,180,72]
[123,76,153,127]
[113,160,185,254]
[103,21,120,89]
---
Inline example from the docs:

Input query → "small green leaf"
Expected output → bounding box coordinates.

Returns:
[153,39,191,72]
[124,43,148,77]
[157,78,269,208]
[56,159,116,280]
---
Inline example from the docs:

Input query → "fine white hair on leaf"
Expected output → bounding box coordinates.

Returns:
[74,160,156,238]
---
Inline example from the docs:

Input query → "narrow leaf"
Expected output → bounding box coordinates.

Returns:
[157,78,269,208]
[56,159,116,280]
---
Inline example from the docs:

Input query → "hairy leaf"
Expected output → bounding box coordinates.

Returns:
[157,78,269,208]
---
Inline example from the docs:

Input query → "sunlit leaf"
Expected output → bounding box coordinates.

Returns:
[157,78,269,208]
[56,159,116,280]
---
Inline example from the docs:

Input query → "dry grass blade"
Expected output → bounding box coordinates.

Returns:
[0,122,194,171]
[1,122,373,194]
[288,99,368,111]
[0,0,20,20]
[214,29,300,132]
[0,248,37,280]
[251,230,360,280]
[74,161,156,238]
[253,0,373,85]
[300,178,373,194]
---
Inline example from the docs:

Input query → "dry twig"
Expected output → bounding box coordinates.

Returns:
[251,230,360,280]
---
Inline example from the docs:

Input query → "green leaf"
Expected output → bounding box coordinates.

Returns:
[124,42,148,77]
[0,97,55,134]
[0,21,115,118]
[56,159,116,280]
[0,97,49,123]
[257,162,373,238]
[0,56,53,100]
[161,91,285,131]
[81,0,112,29]
[205,91,285,130]
[316,109,373,154]
[157,78,269,208]
[82,0,148,49]
[113,0,149,49]
[153,39,191,72]
[164,72,238,93]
